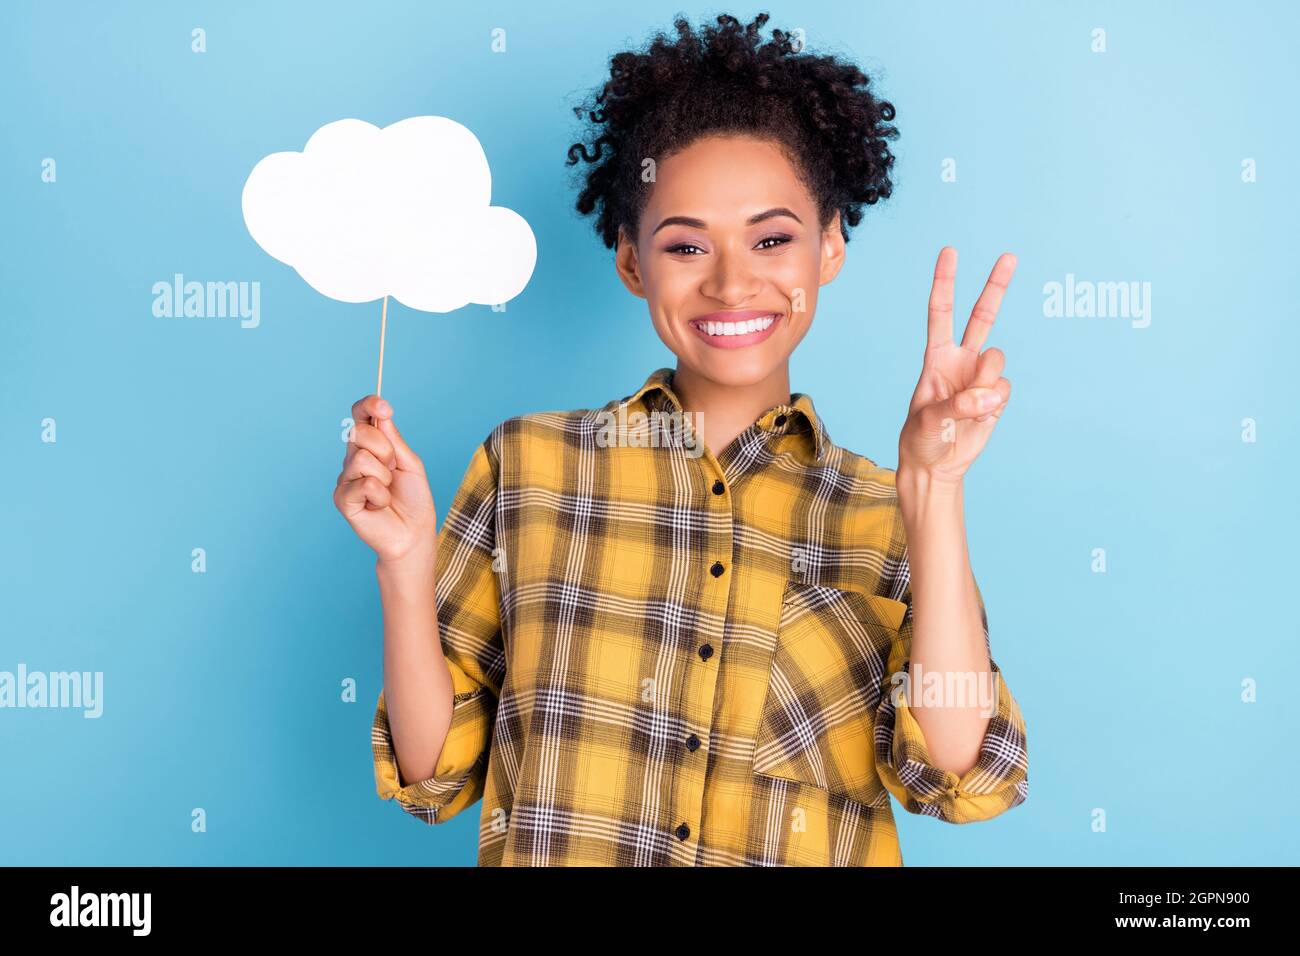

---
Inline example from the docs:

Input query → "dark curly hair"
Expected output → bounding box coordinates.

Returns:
[565,11,899,251]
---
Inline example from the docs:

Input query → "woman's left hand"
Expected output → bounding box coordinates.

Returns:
[897,246,1016,486]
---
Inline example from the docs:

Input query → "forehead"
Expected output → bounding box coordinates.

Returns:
[644,134,813,224]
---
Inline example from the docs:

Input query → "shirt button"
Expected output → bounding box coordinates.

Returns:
[686,734,701,752]
[710,561,724,577]
[711,479,725,495]
[675,823,691,841]
[774,413,787,427]
[698,643,714,661]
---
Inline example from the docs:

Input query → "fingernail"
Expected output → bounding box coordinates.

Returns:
[979,392,1001,409]
[378,400,392,416]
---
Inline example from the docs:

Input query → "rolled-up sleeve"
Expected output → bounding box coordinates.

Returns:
[371,433,505,825]
[873,573,1029,824]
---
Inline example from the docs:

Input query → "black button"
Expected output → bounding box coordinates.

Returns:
[711,479,725,495]
[676,823,691,841]
[709,561,724,577]
[686,734,701,752]
[698,643,714,661]
[774,413,787,427]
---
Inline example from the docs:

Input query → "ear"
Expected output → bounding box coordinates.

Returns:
[818,210,847,286]
[614,225,647,299]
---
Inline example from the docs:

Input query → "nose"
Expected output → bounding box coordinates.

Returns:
[699,243,762,304]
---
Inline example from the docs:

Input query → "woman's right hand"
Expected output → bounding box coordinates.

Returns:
[334,395,437,569]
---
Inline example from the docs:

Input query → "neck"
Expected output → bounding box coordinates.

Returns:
[671,362,792,458]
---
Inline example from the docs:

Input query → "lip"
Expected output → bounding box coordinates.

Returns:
[687,310,782,350]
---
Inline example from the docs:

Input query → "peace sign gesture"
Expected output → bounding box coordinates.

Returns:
[897,247,1016,485]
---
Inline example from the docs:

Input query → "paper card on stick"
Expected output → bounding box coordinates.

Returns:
[242,115,537,395]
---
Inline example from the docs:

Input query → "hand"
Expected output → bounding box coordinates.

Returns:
[897,246,1015,486]
[333,395,438,569]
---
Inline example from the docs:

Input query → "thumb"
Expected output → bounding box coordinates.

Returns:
[944,386,1003,422]
[374,414,424,473]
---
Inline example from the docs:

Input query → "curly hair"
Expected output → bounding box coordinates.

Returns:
[565,11,899,251]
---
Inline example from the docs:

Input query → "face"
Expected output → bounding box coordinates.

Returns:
[615,134,846,389]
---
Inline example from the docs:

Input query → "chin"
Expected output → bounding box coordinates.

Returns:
[680,347,784,388]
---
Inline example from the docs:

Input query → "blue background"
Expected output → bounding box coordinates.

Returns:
[2,0,1296,865]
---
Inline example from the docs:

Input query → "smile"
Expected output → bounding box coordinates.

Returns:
[687,311,781,349]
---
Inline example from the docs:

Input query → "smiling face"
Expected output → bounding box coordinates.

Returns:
[615,134,847,389]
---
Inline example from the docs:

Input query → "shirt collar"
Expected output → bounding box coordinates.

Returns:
[621,367,832,462]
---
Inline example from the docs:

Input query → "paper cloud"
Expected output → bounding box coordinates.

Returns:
[241,116,536,313]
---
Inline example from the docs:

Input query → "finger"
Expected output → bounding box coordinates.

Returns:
[334,475,392,516]
[960,253,1016,353]
[926,246,958,352]
[338,447,394,488]
[375,415,424,473]
[947,385,1005,421]
[345,395,395,467]
[971,347,1005,389]
[974,377,1012,422]
[349,422,397,470]
[351,394,392,428]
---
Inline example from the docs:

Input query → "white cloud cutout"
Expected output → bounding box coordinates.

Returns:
[241,116,536,313]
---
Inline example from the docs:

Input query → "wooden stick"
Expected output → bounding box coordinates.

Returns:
[371,295,389,431]
[376,294,389,398]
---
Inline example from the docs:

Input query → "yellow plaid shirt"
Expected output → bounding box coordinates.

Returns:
[372,367,1028,865]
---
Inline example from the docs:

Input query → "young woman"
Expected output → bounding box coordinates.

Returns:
[336,12,1028,866]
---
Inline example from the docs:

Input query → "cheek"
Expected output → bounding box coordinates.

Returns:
[773,250,821,314]
[638,261,689,311]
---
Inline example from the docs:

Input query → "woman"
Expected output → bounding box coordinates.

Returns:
[336,12,1028,866]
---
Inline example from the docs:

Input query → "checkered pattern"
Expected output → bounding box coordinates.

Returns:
[372,367,1028,865]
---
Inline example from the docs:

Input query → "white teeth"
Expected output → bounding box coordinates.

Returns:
[696,314,776,337]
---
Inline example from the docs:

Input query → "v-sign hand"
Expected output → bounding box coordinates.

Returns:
[898,246,1016,485]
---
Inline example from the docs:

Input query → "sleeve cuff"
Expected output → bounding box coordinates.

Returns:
[371,662,495,825]
[878,660,1029,824]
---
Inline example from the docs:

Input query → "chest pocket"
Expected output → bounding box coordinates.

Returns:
[752,581,909,810]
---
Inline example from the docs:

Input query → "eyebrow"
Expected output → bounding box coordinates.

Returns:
[651,206,803,236]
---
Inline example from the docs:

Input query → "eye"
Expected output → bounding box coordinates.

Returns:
[666,235,793,256]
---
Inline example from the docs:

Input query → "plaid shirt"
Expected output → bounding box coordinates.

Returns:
[372,367,1028,865]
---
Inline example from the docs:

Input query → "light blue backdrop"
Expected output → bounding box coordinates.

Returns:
[2,0,1296,866]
